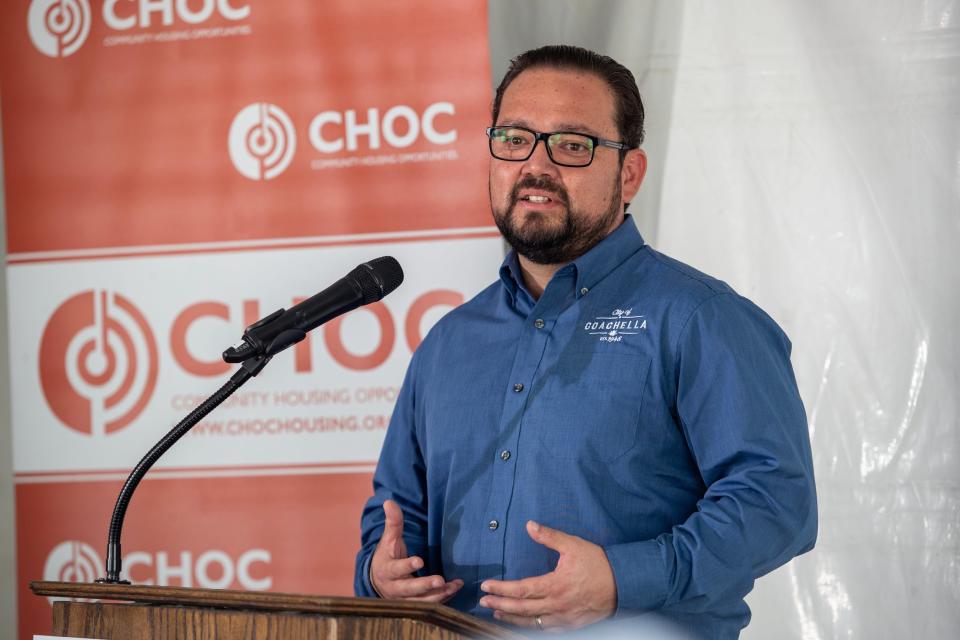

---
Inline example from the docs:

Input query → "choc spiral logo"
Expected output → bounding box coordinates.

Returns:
[27,0,91,58]
[44,540,102,584]
[39,290,159,436]
[43,540,102,602]
[228,103,297,180]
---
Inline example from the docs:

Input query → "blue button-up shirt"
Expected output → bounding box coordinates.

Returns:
[355,216,817,639]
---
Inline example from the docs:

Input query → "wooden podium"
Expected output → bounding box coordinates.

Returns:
[31,581,518,639]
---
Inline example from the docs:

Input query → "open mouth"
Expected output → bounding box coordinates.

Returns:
[520,194,553,204]
[510,177,568,208]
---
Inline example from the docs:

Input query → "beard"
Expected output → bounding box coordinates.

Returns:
[490,173,623,265]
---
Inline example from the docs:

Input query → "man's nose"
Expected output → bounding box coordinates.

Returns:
[521,139,560,176]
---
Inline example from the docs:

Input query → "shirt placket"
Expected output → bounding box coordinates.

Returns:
[476,278,570,582]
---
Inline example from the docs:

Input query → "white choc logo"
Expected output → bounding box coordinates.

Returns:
[42,541,271,604]
[229,103,297,180]
[124,548,272,589]
[43,541,102,602]
[102,0,250,30]
[28,0,92,58]
[308,102,457,153]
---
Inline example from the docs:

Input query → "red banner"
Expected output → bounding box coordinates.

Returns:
[1,1,497,637]
[17,471,373,634]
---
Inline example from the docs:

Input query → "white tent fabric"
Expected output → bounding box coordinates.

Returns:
[490,0,959,637]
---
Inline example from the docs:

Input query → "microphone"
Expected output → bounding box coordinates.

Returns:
[223,256,404,363]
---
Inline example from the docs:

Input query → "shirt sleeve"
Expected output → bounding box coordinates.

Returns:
[354,348,432,597]
[604,292,818,613]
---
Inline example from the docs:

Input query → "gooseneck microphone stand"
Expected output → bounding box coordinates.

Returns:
[95,351,271,584]
[95,255,403,584]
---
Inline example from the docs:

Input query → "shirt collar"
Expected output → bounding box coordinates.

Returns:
[498,250,530,307]
[498,214,645,302]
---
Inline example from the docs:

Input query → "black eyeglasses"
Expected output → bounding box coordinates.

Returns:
[486,125,633,167]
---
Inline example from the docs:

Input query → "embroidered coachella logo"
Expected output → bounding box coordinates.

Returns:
[583,308,647,343]
[228,103,297,180]
[27,0,91,58]
[39,290,159,436]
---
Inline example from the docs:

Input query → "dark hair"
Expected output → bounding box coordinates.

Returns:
[492,45,645,149]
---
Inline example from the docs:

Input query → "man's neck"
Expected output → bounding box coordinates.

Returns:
[516,255,563,300]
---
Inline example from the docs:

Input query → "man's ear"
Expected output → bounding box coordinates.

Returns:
[620,148,647,205]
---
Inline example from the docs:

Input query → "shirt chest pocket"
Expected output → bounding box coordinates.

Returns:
[527,350,652,463]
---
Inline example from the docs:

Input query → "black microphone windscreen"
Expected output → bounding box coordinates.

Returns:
[350,256,404,304]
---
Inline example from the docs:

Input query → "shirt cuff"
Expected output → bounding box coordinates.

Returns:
[604,539,670,613]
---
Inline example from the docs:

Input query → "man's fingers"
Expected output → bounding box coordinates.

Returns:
[376,554,423,580]
[479,593,547,616]
[407,579,464,603]
[492,611,551,630]
[388,574,455,598]
[440,579,465,603]
[480,573,551,599]
[381,500,406,558]
[382,500,404,536]
[526,520,574,552]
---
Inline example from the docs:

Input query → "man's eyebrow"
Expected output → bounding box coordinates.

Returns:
[496,119,534,129]
[495,120,604,138]
[553,123,602,137]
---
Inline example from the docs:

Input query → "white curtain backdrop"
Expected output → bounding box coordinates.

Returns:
[490,0,960,637]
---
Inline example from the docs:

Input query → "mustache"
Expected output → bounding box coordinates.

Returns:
[510,175,570,207]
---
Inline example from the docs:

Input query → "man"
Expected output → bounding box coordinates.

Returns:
[355,45,817,639]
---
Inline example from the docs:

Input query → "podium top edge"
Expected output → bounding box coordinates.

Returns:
[30,581,519,639]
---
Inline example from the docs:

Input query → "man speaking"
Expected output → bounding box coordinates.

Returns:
[354,45,817,639]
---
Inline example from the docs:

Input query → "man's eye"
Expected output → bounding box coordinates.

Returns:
[505,136,528,146]
[559,141,589,153]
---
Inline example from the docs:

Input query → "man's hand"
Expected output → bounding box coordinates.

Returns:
[369,499,463,602]
[479,521,617,631]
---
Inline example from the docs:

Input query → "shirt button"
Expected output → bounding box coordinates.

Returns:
[488,520,499,531]
[500,450,511,461]
[580,287,589,296]
[513,383,524,392]
[534,318,545,329]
